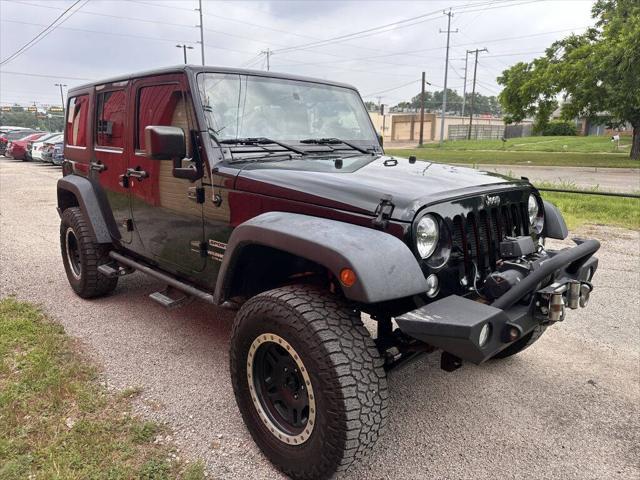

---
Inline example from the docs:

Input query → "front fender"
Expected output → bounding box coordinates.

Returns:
[214,212,428,304]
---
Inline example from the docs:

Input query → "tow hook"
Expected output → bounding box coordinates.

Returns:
[549,292,566,322]
[540,280,593,322]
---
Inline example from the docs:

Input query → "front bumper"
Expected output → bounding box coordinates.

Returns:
[396,239,600,364]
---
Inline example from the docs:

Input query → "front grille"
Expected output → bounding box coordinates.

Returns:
[451,199,530,280]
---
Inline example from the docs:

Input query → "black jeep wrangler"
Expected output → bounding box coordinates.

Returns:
[57,66,599,479]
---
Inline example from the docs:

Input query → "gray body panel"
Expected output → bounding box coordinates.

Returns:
[214,212,428,304]
[57,175,118,244]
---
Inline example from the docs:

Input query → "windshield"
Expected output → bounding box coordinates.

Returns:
[197,73,378,146]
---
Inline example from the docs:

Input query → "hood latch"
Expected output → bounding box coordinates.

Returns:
[373,194,395,229]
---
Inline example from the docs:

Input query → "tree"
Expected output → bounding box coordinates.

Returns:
[498,0,640,159]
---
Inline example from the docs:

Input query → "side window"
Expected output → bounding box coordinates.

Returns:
[66,95,89,147]
[96,90,126,148]
[136,84,190,152]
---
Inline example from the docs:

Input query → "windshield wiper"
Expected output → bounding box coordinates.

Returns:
[219,137,306,156]
[299,137,371,155]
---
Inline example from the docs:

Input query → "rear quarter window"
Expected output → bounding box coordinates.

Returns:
[96,90,126,149]
[66,95,89,147]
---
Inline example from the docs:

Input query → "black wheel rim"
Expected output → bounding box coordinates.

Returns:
[254,342,309,435]
[247,333,316,444]
[65,227,81,279]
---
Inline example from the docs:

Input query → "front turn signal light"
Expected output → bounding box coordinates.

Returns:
[339,268,357,287]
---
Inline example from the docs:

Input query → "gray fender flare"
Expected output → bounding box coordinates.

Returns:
[214,212,428,304]
[57,175,118,244]
[543,200,568,240]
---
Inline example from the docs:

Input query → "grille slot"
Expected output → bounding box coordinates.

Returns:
[450,197,529,281]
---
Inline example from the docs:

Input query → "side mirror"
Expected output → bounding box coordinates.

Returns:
[377,132,384,147]
[145,125,185,160]
[144,125,202,181]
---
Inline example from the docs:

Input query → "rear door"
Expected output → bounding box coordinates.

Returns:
[93,85,132,243]
[127,74,206,274]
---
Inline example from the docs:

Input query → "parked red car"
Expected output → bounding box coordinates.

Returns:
[5,132,47,160]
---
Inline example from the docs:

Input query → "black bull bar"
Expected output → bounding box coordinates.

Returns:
[395,239,600,364]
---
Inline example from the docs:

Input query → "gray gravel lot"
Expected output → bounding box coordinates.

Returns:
[1,157,639,479]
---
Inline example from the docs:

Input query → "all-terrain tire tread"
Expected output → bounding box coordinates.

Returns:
[230,285,388,479]
[60,207,117,298]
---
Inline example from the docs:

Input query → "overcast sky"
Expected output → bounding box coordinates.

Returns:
[0,0,596,109]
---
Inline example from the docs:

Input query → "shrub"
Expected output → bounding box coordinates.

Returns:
[541,121,577,136]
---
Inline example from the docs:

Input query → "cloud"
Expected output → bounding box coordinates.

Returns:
[0,0,596,108]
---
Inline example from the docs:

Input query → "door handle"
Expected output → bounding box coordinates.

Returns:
[90,161,107,173]
[126,168,149,180]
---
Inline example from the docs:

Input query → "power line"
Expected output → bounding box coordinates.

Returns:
[0,70,94,81]
[363,80,421,97]
[271,0,545,55]
[1,19,200,47]
[1,0,87,66]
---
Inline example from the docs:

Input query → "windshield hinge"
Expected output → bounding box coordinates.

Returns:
[373,194,394,229]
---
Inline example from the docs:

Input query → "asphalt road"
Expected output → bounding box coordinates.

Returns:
[1,157,638,479]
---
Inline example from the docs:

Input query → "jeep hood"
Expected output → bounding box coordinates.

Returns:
[233,155,529,222]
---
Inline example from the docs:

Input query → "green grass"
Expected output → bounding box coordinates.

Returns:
[414,136,631,153]
[0,298,205,480]
[386,136,639,168]
[537,182,640,230]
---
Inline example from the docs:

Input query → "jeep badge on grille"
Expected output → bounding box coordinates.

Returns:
[484,195,501,207]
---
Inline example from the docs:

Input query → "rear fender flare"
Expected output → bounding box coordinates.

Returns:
[57,175,119,244]
[214,212,428,304]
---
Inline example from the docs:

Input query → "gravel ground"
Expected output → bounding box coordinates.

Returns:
[1,157,639,479]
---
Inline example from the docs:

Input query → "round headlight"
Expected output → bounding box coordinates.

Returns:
[528,194,543,233]
[416,215,439,259]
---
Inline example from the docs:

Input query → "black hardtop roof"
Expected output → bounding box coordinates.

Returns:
[69,65,359,94]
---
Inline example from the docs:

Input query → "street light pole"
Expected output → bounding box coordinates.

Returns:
[439,9,458,145]
[54,83,67,115]
[461,51,470,118]
[176,44,194,64]
[196,0,205,66]
[467,48,488,140]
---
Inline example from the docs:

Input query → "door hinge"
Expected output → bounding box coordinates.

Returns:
[373,194,394,229]
[188,186,205,204]
[190,240,208,258]
[123,219,134,231]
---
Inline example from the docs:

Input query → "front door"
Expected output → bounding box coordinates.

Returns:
[127,75,206,275]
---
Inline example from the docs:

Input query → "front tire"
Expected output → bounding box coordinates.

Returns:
[230,285,388,480]
[60,207,118,298]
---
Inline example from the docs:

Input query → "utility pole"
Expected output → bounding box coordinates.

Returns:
[419,71,426,145]
[54,83,67,114]
[439,9,458,145]
[467,48,488,140]
[260,49,271,71]
[176,44,194,64]
[196,0,205,65]
[461,51,470,118]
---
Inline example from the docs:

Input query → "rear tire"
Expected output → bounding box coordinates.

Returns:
[492,324,547,359]
[230,285,388,480]
[60,207,118,298]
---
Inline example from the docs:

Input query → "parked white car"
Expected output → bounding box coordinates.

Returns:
[31,132,62,161]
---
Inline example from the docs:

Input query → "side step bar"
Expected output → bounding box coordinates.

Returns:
[109,251,215,304]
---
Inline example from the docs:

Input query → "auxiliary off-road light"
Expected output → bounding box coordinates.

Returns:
[478,323,491,347]
[425,274,439,298]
